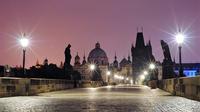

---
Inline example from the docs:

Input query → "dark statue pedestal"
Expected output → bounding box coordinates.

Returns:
[64,63,73,80]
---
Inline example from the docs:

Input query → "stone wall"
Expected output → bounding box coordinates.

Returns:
[80,80,105,88]
[0,77,74,97]
[148,76,200,101]
[0,77,106,97]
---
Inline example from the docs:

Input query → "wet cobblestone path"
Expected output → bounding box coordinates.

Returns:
[0,85,200,112]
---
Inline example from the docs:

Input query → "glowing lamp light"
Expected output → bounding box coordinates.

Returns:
[175,33,184,44]
[106,71,111,76]
[143,71,148,75]
[90,64,95,71]
[20,38,29,48]
[149,63,156,70]
[130,79,133,84]
[140,75,145,80]
[114,74,119,79]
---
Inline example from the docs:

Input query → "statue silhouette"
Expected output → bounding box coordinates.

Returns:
[64,44,72,65]
[160,40,175,79]
[161,40,172,62]
[64,44,73,79]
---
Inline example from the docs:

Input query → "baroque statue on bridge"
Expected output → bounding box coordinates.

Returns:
[160,40,175,79]
[64,44,73,79]
[64,44,72,65]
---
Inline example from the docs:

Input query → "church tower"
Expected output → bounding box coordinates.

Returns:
[74,52,81,66]
[43,58,48,66]
[113,52,119,68]
[131,30,156,83]
[82,52,87,65]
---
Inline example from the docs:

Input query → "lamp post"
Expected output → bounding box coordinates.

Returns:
[106,71,111,83]
[175,33,184,77]
[89,64,96,80]
[149,63,156,80]
[19,33,29,76]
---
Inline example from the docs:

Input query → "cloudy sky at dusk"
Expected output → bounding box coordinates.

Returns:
[0,0,200,67]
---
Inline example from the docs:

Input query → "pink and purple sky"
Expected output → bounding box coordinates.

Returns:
[0,0,200,68]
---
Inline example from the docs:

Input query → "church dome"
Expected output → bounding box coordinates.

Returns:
[88,42,109,65]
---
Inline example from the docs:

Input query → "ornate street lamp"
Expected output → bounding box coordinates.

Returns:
[19,33,29,76]
[175,32,184,77]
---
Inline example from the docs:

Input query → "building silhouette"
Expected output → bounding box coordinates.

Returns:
[131,31,155,83]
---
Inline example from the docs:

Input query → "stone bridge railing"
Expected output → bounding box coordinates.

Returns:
[0,77,105,97]
[148,76,200,101]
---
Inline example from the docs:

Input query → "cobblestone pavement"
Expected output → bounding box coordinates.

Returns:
[0,85,200,112]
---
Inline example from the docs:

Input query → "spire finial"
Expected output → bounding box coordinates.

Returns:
[96,42,100,48]
[114,52,117,60]
[128,53,131,61]
[83,50,86,60]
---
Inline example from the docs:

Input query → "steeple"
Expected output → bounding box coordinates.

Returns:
[127,53,131,64]
[43,58,48,66]
[148,40,152,55]
[113,52,118,68]
[60,61,64,68]
[95,42,100,48]
[74,52,81,66]
[135,32,145,48]
[128,54,131,61]
[36,59,40,68]
[114,52,117,61]
[148,40,152,47]
[82,51,86,65]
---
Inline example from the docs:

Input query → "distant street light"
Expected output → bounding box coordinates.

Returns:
[89,64,96,71]
[106,71,111,76]
[175,32,184,77]
[106,71,111,83]
[149,63,156,70]
[143,70,148,75]
[19,33,29,76]
[140,75,145,80]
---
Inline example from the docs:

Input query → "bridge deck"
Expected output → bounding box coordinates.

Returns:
[0,85,200,112]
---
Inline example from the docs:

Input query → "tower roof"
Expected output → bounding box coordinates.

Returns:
[135,32,145,48]
[75,52,80,59]
[82,52,86,65]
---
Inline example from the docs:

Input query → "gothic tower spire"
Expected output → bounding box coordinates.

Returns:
[82,51,86,65]
[135,32,145,48]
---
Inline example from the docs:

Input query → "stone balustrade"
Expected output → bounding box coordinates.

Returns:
[0,77,105,97]
[0,77,74,97]
[148,76,200,101]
